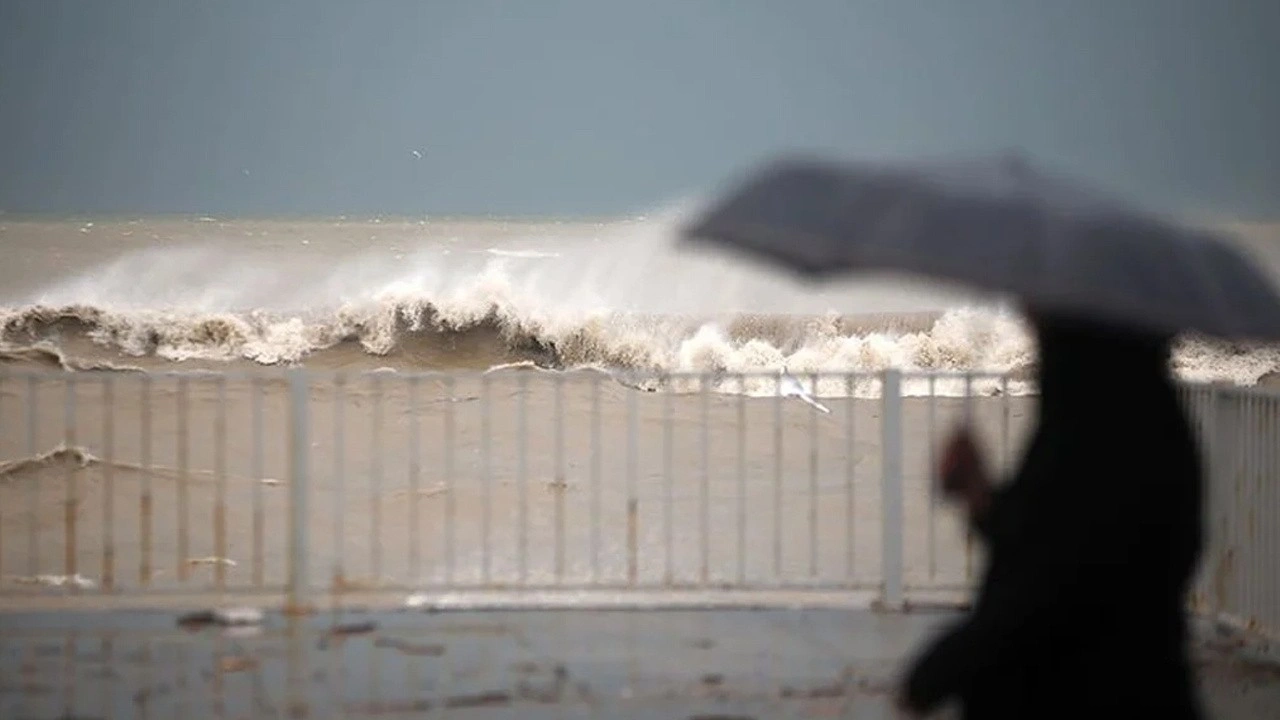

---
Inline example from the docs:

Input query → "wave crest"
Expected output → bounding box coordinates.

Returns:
[4,230,1279,396]
[3,295,1278,397]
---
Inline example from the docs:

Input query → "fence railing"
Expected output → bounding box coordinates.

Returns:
[0,367,1274,638]
[1180,383,1280,639]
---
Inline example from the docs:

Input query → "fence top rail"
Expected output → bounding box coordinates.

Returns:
[0,366,998,382]
[1196,381,1280,401]
[0,365,1270,396]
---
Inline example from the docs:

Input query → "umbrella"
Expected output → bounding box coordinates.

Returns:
[680,152,1280,341]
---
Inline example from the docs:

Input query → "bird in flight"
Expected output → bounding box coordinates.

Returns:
[780,367,831,414]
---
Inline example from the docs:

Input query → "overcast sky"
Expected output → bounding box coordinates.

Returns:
[0,0,1275,218]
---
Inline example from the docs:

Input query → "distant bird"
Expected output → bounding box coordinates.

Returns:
[411,149,424,159]
[780,367,831,413]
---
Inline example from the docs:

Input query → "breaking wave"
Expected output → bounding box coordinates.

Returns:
[2,220,1278,398]
[2,293,1277,399]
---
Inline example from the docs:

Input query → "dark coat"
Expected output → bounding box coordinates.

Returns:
[901,315,1206,719]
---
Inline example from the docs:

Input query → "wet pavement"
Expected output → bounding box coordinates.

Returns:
[1,607,1278,719]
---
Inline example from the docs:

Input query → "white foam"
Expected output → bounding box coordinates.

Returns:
[483,248,561,259]
[3,217,1278,396]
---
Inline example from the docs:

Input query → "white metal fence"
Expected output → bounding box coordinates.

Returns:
[0,368,1274,639]
[1180,383,1280,640]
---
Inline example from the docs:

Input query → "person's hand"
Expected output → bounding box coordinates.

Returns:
[938,427,990,514]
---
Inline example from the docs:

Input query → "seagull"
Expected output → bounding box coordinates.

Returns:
[779,367,831,414]
[411,149,424,159]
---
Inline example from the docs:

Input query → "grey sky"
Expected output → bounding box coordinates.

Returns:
[0,0,1275,218]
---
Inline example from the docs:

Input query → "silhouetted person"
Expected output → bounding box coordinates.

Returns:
[897,311,1206,719]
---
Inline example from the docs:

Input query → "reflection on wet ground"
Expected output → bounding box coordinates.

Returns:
[1,607,1277,719]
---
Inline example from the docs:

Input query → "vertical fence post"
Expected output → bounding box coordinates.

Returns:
[881,370,905,610]
[1207,384,1230,619]
[287,370,312,614]
[1204,385,1220,618]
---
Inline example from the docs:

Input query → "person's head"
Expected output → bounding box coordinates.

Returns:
[1015,309,1198,491]
[1022,306,1174,400]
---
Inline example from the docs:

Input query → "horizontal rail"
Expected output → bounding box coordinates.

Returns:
[0,367,1025,382]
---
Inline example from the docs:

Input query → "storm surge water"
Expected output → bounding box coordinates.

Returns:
[1,216,1277,397]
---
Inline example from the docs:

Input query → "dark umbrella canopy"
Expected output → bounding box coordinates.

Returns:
[680,152,1280,341]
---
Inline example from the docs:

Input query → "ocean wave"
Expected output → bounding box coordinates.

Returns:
[3,228,1279,397]
[0,340,146,372]
[2,292,1278,398]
